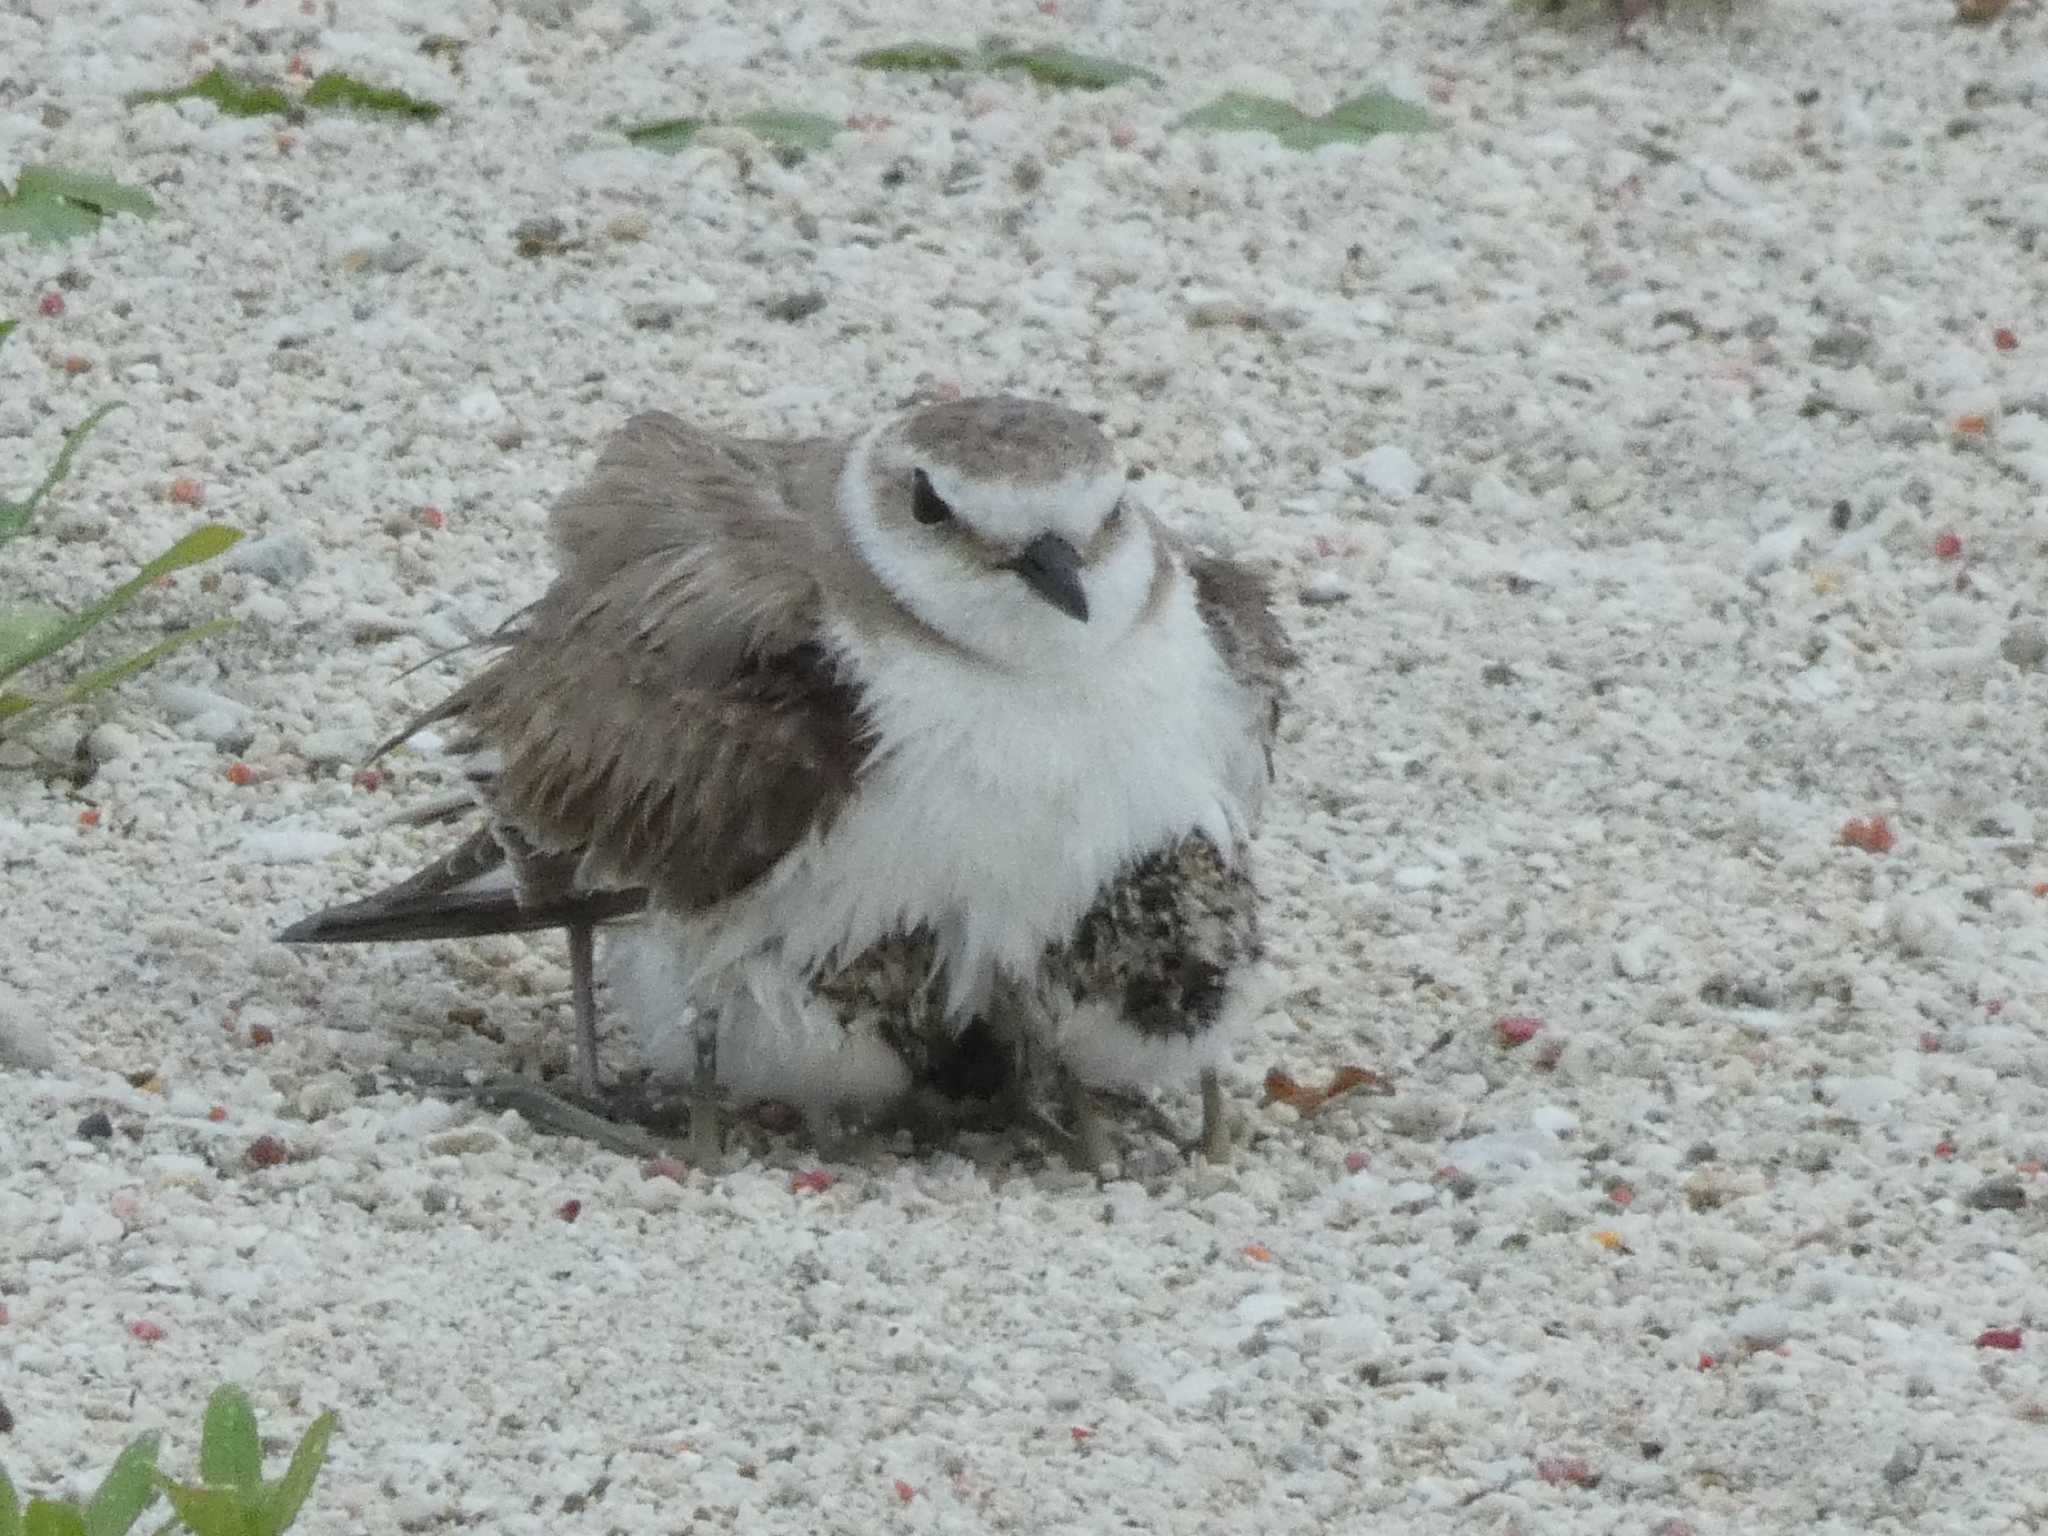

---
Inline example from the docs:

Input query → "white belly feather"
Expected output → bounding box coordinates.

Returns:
[616,570,1255,1110]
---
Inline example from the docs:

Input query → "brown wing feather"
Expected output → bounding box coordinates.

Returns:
[480,412,862,907]
[456,629,867,912]
[277,824,649,944]
[286,411,865,944]
[1188,552,1296,764]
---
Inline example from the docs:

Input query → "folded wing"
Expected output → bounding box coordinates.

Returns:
[283,412,868,945]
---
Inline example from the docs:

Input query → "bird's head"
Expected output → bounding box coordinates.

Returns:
[838,396,1160,666]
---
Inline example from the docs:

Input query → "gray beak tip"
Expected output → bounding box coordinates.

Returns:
[1007,533,1090,623]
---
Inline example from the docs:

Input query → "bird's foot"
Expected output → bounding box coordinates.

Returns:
[686,1036,725,1169]
[1058,1070,1116,1174]
[566,921,602,1102]
[1134,1069,1234,1165]
[466,1076,666,1159]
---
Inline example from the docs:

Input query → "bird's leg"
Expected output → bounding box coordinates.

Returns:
[1198,1067,1231,1165]
[687,1028,724,1167]
[566,921,601,1102]
[470,1077,663,1159]
[1060,1068,1115,1173]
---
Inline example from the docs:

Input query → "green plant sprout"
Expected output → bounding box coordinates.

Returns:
[153,1386,338,1536]
[129,67,292,118]
[0,1387,335,1536]
[855,40,1160,90]
[0,167,157,246]
[0,405,242,741]
[624,109,843,162]
[132,67,441,122]
[1178,90,1434,150]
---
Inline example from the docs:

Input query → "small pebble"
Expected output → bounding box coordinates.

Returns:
[1347,444,1425,500]
[1966,1176,2026,1211]
[1298,573,1352,606]
[0,1011,57,1070]
[762,291,826,323]
[77,1110,114,1140]
[512,215,570,257]
[1809,324,1874,366]
[224,529,315,587]
[1496,1016,1543,1047]
[372,238,426,273]
[1998,622,2046,672]
[627,302,680,331]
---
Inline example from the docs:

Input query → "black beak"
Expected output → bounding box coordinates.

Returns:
[1005,533,1089,622]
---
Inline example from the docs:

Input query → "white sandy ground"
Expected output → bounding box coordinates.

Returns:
[1,0,2045,1530]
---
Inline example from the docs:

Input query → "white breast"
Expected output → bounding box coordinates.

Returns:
[693,567,1254,1017]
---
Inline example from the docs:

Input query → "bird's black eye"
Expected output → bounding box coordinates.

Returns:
[912,469,954,526]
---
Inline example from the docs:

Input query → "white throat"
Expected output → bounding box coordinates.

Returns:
[835,426,1156,670]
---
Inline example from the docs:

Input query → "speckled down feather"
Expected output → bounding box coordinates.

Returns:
[1042,834,1262,1042]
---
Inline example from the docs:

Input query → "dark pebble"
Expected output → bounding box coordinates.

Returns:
[1966,1176,2026,1212]
[761,291,826,323]
[77,1110,114,1140]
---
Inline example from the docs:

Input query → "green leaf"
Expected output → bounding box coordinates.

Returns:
[1178,92,1300,134]
[22,1504,89,1536]
[0,319,16,348]
[33,618,238,724]
[0,524,241,686]
[129,67,291,118]
[731,110,841,159]
[150,1485,250,1536]
[1324,91,1436,138]
[83,1438,159,1536]
[251,1414,334,1536]
[0,193,101,246]
[0,164,155,248]
[986,47,1160,91]
[14,167,157,221]
[628,112,840,162]
[304,73,443,122]
[2,1462,22,1536]
[0,402,123,544]
[1178,89,1432,151]
[198,1389,262,1494]
[108,523,244,592]
[0,606,73,670]
[852,42,977,72]
[622,116,707,153]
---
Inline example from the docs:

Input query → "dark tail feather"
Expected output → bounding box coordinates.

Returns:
[279,885,646,945]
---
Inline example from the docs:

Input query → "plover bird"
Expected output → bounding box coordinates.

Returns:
[282,396,1292,1164]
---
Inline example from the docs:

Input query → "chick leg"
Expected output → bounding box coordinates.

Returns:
[687,1029,724,1168]
[1061,1068,1115,1173]
[566,921,601,1101]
